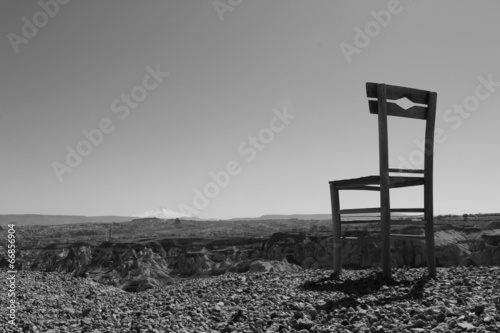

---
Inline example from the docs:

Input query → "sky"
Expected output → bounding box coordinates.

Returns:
[1,0,499,219]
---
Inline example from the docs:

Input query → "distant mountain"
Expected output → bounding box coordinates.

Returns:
[134,207,196,220]
[0,215,134,226]
[229,214,333,221]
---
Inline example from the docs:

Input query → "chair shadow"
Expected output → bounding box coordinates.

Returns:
[300,270,431,309]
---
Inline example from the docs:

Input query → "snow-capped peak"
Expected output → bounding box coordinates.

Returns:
[134,206,191,219]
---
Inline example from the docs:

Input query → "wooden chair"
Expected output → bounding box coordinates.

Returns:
[329,82,437,278]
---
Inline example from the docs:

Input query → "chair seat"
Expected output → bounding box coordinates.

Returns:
[330,175,425,189]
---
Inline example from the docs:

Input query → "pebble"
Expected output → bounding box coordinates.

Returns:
[0,267,499,332]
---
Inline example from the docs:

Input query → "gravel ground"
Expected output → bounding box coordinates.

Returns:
[1,266,499,333]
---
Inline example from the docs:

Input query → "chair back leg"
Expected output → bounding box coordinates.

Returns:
[330,183,341,276]
[424,182,436,277]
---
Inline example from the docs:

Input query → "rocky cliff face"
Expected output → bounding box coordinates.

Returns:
[11,224,500,292]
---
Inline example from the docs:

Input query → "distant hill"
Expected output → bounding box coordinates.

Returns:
[0,212,423,227]
[0,215,134,226]
[229,213,419,221]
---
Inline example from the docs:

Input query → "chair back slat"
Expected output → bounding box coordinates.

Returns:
[368,100,427,120]
[366,82,429,104]
[388,168,424,174]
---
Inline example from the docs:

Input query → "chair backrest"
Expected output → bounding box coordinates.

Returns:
[365,82,437,176]
[366,82,433,120]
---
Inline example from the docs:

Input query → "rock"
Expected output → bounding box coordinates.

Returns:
[81,318,92,325]
[457,322,476,330]
[436,313,446,323]
[82,308,92,317]
[248,259,302,273]
[297,318,315,330]
[309,309,318,319]
[229,309,244,323]
[294,311,304,319]
[22,224,500,286]
[413,319,425,328]
[473,304,485,316]
[63,307,75,315]
[119,277,160,292]
[432,322,449,332]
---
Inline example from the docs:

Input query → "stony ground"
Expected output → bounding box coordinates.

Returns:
[1,266,499,333]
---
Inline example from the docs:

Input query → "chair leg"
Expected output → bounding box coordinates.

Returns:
[425,216,436,277]
[380,176,391,279]
[330,183,341,277]
[424,184,436,278]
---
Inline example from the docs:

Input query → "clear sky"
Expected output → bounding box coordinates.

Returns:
[1,0,499,219]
